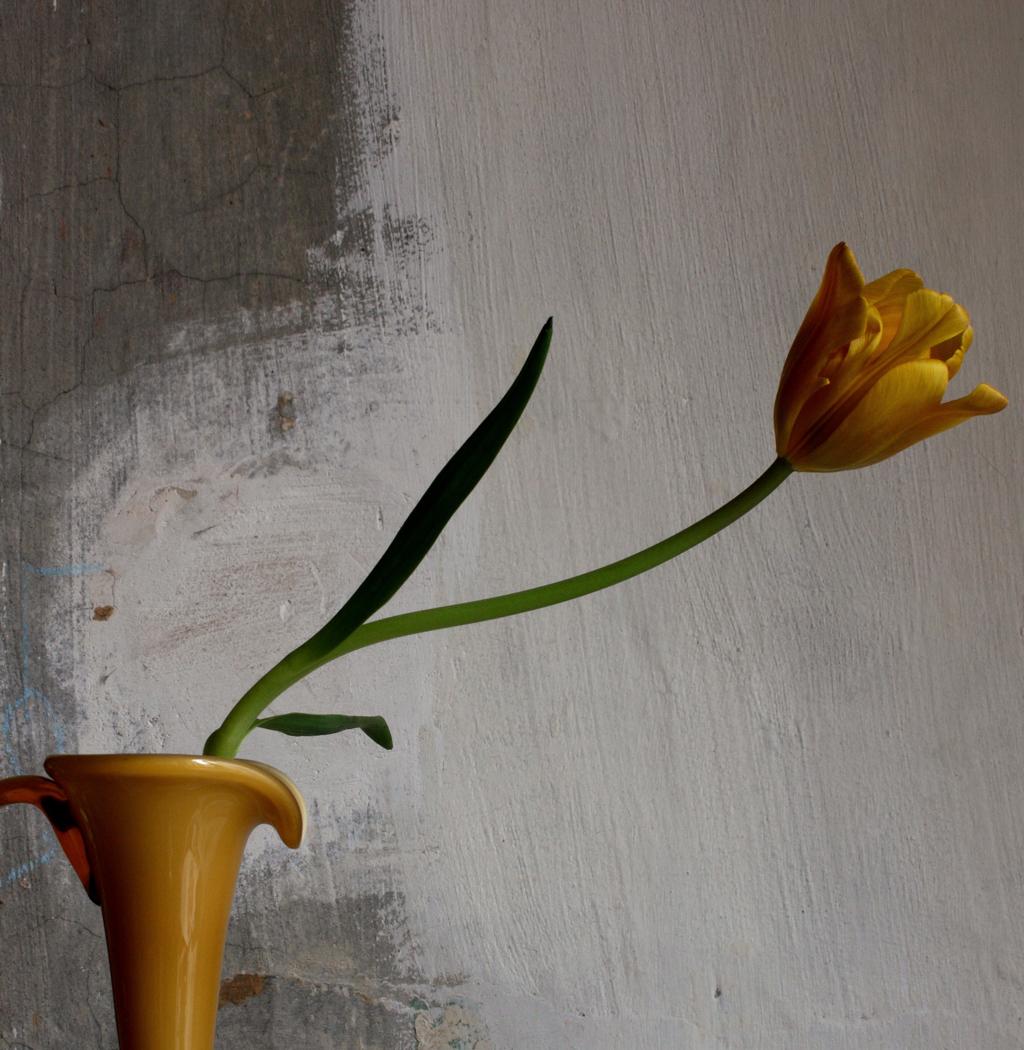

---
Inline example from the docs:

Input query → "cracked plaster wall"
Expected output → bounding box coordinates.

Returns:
[1,1,1023,1048]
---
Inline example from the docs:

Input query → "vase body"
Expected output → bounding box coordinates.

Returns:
[0,755,306,1050]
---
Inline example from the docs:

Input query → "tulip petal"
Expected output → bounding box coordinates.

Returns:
[881,289,970,367]
[782,308,883,456]
[774,244,867,451]
[862,270,923,355]
[863,269,923,299]
[831,306,883,381]
[932,325,972,380]
[862,268,923,307]
[794,359,950,471]
[854,382,1008,466]
[941,382,1009,414]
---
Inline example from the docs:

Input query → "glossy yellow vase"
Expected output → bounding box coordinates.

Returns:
[0,754,306,1050]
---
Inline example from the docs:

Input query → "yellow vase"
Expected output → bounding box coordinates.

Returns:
[0,754,306,1050]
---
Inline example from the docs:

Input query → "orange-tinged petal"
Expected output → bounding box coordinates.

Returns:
[783,308,884,457]
[840,306,884,368]
[932,325,972,379]
[851,383,1008,467]
[774,243,867,451]
[879,289,970,367]
[862,268,923,306]
[942,382,1009,413]
[862,270,923,355]
[792,359,950,471]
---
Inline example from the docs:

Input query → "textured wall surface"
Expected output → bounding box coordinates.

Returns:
[1,1,1021,1047]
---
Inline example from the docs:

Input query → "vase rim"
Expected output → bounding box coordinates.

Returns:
[43,753,288,777]
[44,752,263,762]
[43,753,307,847]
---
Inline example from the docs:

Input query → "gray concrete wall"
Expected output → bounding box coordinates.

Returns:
[1,1,1021,1047]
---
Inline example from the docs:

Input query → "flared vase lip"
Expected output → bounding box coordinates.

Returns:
[43,753,307,848]
[44,752,271,768]
[43,753,290,782]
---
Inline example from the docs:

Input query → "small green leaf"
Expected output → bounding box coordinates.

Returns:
[255,713,393,750]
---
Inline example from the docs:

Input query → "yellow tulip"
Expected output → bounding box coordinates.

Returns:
[774,243,1007,471]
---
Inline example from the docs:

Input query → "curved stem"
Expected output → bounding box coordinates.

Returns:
[204,458,792,757]
[337,457,792,651]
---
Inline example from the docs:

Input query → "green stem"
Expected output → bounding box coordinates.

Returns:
[204,457,792,757]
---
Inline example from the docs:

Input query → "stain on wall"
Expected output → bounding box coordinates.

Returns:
[0,0,432,1044]
[217,972,419,1048]
[414,1003,493,1050]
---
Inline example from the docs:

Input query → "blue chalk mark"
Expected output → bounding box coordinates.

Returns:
[2,560,107,885]
[24,562,107,578]
[0,847,57,888]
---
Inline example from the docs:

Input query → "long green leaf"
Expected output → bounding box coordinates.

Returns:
[255,713,393,750]
[203,319,553,757]
[281,317,552,666]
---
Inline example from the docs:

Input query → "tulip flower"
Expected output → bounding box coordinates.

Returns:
[206,253,1007,758]
[775,243,1007,471]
